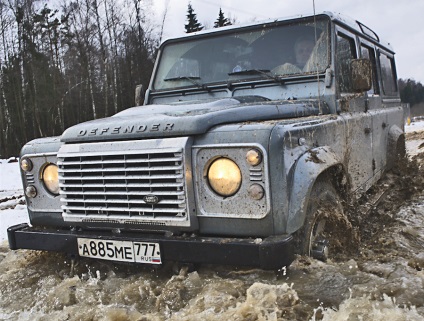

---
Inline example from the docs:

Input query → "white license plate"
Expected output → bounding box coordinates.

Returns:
[77,238,162,264]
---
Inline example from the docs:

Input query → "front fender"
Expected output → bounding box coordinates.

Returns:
[286,146,342,234]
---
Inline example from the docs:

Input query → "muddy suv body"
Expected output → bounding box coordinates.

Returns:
[8,12,406,269]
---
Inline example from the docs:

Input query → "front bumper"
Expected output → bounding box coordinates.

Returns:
[8,223,294,270]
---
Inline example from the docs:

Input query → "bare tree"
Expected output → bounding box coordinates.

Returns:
[0,0,159,157]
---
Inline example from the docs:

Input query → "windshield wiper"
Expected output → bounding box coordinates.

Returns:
[228,69,271,76]
[164,76,209,90]
[228,69,285,85]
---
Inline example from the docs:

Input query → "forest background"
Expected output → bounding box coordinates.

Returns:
[0,0,423,158]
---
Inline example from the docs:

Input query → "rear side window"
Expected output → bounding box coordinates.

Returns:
[379,53,398,96]
[360,44,379,95]
[336,33,357,93]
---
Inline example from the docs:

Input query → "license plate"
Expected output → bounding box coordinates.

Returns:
[77,238,162,264]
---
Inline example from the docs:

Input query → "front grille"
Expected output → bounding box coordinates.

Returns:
[57,140,189,226]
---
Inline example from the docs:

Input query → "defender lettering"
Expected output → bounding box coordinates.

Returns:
[74,123,175,136]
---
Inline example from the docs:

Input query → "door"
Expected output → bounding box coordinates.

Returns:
[335,29,374,193]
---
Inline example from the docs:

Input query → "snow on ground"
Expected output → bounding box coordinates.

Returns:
[0,206,29,244]
[406,118,424,134]
[0,159,28,244]
[407,119,424,132]
[406,120,424,156]
[0,158,23,195]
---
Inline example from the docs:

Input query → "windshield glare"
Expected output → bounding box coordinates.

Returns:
[153,18,330,90]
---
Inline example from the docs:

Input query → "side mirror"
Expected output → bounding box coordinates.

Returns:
[135,84,145,106]
[351,59,372,92]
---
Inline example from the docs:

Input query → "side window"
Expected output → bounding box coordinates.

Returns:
[360,44,379,95]
[336,33,357,93]
[379,53,398,96]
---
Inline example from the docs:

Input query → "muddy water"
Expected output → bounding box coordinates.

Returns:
[1,153,424,320]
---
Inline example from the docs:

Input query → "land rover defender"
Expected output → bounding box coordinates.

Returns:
[8,12,406,269]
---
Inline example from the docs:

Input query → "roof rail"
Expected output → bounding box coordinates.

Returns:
[356,21,379,42]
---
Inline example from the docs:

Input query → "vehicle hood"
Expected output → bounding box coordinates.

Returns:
[61,96,324,143]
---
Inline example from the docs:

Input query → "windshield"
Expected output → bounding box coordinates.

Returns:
[153,17,330,90]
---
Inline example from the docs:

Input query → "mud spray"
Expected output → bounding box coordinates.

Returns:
[1,133,424,321]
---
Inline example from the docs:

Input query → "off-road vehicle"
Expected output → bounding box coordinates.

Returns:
[8,12,406,269]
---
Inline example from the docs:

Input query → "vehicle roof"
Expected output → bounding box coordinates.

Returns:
[162,11,394,53]
[324,11,393,52]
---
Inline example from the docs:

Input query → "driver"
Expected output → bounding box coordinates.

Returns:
[272,34,315,75]
[294,36,315,69]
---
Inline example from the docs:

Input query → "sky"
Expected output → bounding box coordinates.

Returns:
[151,0,424,83]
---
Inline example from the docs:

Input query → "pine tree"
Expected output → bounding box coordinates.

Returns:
[185,3,203,33]
[214,8,232,28]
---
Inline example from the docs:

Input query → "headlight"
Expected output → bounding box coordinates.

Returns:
[42,164,59,195]
[207,158,242,197]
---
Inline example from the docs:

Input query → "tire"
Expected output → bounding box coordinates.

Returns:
[393,136,406,172]
[296,179,354,261]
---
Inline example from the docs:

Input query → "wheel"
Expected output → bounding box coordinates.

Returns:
[297,179,353,261]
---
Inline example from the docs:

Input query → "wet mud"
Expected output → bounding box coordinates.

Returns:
[1,150,424,320]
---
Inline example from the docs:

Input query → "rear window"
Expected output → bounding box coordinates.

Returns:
[379,53,398,96]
